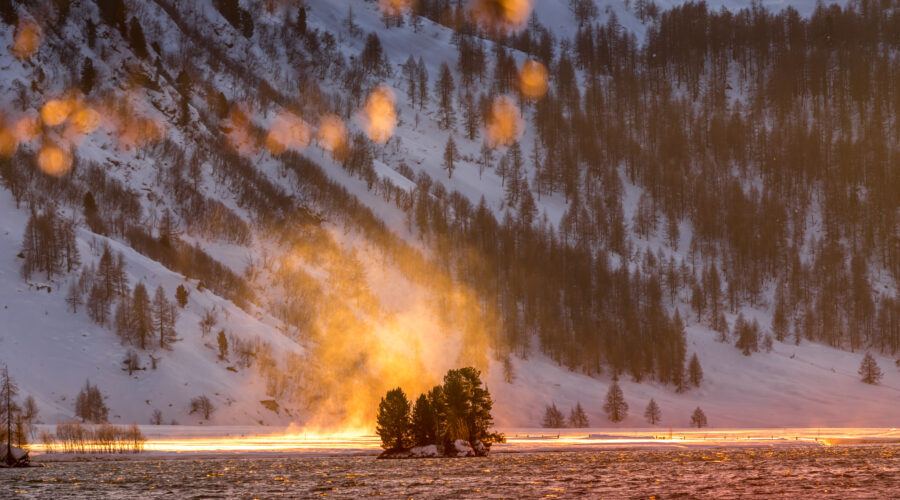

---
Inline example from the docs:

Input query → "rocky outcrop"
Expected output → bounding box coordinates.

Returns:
[0,445,32,468]
[376,440,491,459]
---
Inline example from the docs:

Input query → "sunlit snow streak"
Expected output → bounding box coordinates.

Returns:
[28,428,900,455]
[485,95,523,148]
[469,0,533,32]
[12,19,42,59]
[265,112,311,155]
[519,60,548,100]
[360,85,397,144]
[317,114,348,158]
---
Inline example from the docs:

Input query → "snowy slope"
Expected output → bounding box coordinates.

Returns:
[0,0,895,434]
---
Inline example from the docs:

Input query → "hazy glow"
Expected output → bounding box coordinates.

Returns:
[265,111,311,155]
[317,114,348,157]
[14,115,41,143]
[469,0,533,32]
[485,95,523,148]
[378,0,414,16]
[12,19,42,59]
[360,85,397,144]
[37,144,73,177]
[0,127,18,157]
[222,106,259,155]
[70,107,101,135]
[519,60,548,100]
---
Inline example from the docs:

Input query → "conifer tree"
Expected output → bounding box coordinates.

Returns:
[128,17,147,59]
[442,135,459,178]
[858,353,883,385]
[644,398,661,425]
[603,382,628,423]
[410,394,436,446]
[690,407,707,428]
[376,387,412,450]
[568,402,589,428]
[80,58,95,95]
[688,353,703,388]
[541,403,565,428]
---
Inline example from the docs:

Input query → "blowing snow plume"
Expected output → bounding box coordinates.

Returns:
[469,0,533,32]
[485,95,524,148]
[359,85,397,144]
[263,223,498,432]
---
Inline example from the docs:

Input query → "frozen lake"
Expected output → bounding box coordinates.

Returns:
[2,446,898,498]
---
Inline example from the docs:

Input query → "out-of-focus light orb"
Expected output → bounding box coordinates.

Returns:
[14,115,41,143]
[317,114,348,157]
[38,144,73,177]
[379,0,413,16]
[13,19,42,59]
[519,59,548,100]
[469,0,533,32]
[265,111,311,155]
[0,128,18,157]
[71,108,101,135]
[485,95,523,148]
[360,85,397,144]
[41,99,74,127]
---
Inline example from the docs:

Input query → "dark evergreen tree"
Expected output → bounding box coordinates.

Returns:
[442,135,459,178]
[568,402,589,428]
[175,284,189,308]
[644,398,661,425]
[541,403,565,428]
[690,407,707,428]
[687,353,703,388]
[80,58,95,95]
[74,379,108,423]
[217,330,228,360]
[376,387,412,450]
[410,394,436,446]
[858,353,883,385]
[435,62,455,129]
[603,382,628,423]
[128,17,148,59]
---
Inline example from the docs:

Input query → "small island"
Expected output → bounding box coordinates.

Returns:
[375,367,504,459]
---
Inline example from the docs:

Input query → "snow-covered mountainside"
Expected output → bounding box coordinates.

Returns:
[0,0,897,431]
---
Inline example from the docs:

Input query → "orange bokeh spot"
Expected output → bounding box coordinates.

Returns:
[71,108,101,135]
[360,85,397,144]
[0,128,18,157]
[378,0,413,16]
[469,0,533,32]
[41,99,74,127]
[317,114,348,158]
[38,145,73,177]
[265,112,311,156]
[12,19,42,59]
[485,95,523,148]
[519,60,548,100]
[14,115,41,143]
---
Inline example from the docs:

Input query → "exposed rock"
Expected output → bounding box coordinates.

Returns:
[377,441,489,459]
[0,444,34,468]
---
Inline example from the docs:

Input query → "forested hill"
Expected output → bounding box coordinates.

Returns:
[0,0,896,429]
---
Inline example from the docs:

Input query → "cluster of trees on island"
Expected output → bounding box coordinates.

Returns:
[375,367,504,456]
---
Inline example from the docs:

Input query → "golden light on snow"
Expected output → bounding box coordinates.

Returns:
[41,99,74,127]
[469,0,533,32]
[222,106,258,155]
[485,95,523,148]
[317,114,348,157]
[38,144,73,177]
[118,117,166,150]
[12,19,42,59]
[378,0,414,16]
[519,59,548,100]
[360,85,397,144]
[265,111,311,155]
[14,115,41,143]
[0,127,17,157]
